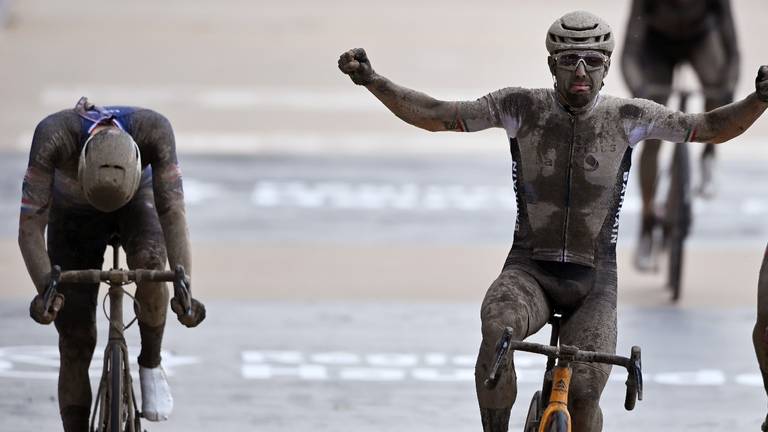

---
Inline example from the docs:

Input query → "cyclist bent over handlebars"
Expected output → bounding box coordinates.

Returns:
[338,10,768,432]
[18,97,206,432]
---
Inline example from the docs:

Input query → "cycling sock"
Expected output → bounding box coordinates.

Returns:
[479,407,511,432]
[61,405,89,432]
[137,322,164,368]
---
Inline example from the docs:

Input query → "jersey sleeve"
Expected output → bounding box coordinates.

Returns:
[20,115,69,219]
[623,98,697,147]
[458,87,524,134]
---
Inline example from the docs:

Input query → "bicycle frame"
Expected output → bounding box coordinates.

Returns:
[44,235,193,432]
[91,238,141,432]
[538,363,573,431]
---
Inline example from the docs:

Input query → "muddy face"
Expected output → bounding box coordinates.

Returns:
[549,51,610,109]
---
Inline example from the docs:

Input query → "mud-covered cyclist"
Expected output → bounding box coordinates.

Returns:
[19,97,206,432]
[339,10,768,432]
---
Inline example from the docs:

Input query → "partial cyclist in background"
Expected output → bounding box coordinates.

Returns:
[755,246,768,431]
[622,0,741,271]
[19,97,206,432]
[340,10,768,432]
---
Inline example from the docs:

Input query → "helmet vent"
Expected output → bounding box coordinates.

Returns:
[561,23,598,31]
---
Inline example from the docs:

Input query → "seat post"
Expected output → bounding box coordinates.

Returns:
[541,312,563,406]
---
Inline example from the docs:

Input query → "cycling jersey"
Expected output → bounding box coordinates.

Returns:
[21,99,176,214]
[462,87,695,266]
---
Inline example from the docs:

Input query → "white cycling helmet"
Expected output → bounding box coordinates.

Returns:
[78,127,142,212]
[546,11,615,55]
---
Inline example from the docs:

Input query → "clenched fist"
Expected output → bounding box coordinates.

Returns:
[338,48,375,86]
[757,65,768,103]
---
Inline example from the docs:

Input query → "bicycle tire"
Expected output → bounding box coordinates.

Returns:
[109,346,124,432]
[666,141,691,302]
[524,390,543,432]
[543,410,569,432]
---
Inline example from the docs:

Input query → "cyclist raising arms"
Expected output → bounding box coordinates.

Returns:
[339,10,768,432]
[19,97,206,431]
[621,0,741,270]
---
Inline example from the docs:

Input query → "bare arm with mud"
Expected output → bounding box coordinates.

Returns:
[691,66,768,144]
[18,115,69,294]
[139,113,192,279]
[338,48,493,132]
[137,112,206,326]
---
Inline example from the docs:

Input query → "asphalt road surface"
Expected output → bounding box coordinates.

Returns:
[2,1,768,431]
[0,302,765,432]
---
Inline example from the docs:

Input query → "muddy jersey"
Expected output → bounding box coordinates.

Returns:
[461,88,696,267]
[21,98,183,216]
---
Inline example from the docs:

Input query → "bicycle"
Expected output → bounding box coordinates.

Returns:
[646,82,728,302]
[40,235,198,432]
[484,313,643,432]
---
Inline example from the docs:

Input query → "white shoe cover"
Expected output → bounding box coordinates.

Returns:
[634,233,657,273]
[139,365,173,422]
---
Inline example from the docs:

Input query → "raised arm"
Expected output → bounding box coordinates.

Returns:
[338,48,497,132]
[691,66,768,144]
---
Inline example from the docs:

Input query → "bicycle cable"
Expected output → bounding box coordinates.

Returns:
[100,286,141,330]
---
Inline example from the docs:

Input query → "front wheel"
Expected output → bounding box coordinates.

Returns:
[108,346,124,432]
[524,391,543,432]
[542,410,570,432]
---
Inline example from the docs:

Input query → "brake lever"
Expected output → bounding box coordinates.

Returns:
[43,265,62,311]
[173,265,193,316]
[484,327,514,389]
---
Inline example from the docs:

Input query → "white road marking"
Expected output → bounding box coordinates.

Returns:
[0,345,198,380]
[0,345,761,387]
[249,180,517,211]
[239,350,762,387]
[184,177,768,220]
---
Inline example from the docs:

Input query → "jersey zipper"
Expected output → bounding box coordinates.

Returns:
[561,115,576,262]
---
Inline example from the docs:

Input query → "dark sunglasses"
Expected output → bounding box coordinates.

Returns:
[554,52,609,70]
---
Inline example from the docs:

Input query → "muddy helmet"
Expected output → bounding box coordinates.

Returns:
[78,127,142,212]
[546,11,614,55]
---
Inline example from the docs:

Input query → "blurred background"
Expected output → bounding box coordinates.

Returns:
[0,0,767,430]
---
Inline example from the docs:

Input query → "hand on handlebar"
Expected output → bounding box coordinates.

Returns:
[171,296,205,327]
[338,48,375,86]
[29,291,64,325]
[170,268,205,327]
[757,66,768,103]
